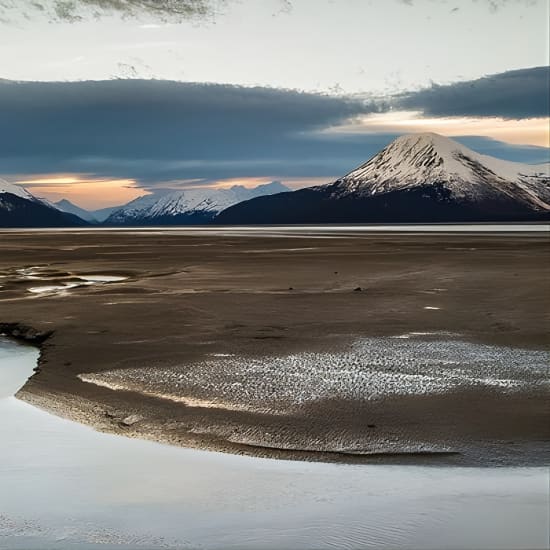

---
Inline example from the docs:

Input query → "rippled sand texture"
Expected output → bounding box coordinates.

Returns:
[78,335,549,456]
[1,228,549,464]
[1,338,549,550]
[79,336,548,414]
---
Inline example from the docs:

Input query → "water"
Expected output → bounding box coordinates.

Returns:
[0,337,548,549]
[0,223,548,239]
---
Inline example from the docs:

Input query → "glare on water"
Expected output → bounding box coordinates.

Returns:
[0,337,548,549]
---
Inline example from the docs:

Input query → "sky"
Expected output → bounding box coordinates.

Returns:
[0,0,548,209]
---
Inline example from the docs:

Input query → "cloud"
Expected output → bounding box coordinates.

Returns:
[0,79,387,184]
[0,77,547,188]
[0,0,219,22]
[3,0,539,24]
[396,66,549,119]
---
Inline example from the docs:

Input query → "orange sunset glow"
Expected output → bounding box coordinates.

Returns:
[330,112,550,148]
[15,174,148,209]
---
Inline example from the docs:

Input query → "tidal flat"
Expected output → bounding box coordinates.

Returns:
[1,337,549,550]
[0,226,549,465]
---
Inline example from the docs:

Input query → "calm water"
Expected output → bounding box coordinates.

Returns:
[0,337,548,549]
[0,223,548,238]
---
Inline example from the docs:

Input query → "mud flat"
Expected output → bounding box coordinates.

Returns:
[1,226,549,465]
[1,337,549,550]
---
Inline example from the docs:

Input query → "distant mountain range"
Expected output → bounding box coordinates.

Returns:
[54,199,99,223]
[0,179,86,227]
[104,182,289,225]
[54,199,123,223]
[217,133,550,224]
[2,134,549,227]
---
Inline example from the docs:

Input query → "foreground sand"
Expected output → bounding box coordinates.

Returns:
[1,227,548,465]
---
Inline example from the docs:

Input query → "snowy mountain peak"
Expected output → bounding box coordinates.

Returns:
[387,132,464,153]
[107,181,290,225]
[1,179,90,227]
[0,178,35,201]
[332,132,550,210]
[56,199,77,208]
[54,199,98,223]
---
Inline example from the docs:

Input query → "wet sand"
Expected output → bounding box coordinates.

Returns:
[1,338,548,550]
[1,227,549,465]
[3,338,549,550]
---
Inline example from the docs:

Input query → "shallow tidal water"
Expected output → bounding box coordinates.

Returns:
[0,337,548,549]
[1,223,549,239]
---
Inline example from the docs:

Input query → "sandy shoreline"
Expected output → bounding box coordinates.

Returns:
[2,337,548,549]
[1,228,549,465]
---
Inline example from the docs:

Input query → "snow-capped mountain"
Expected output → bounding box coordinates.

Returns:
[1,179,87,227]
[54,198,125,223]
[332,133,550,210]
[106,182,289,225]
[92,204,125,222]
[217,133,550,224]
[0,179,37,201]
[55,199,98,223]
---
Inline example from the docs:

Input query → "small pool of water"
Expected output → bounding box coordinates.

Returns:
[78,275,128,283]
[28,282,84,294]
[0,337,548,549]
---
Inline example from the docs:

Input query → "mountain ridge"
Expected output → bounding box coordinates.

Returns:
[1,179,88,227]
[55,199,99,223]
[216,133,550,224]
[106,181,290,225]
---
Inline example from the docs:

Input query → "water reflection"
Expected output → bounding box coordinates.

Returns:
[0,337,548,549]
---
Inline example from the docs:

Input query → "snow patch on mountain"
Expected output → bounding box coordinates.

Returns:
[107,182,289,224]
[332,133,550,210]
[0,180,89,227]
[0,178,36,201]
[55,199,98,223]
[92,204,126,222]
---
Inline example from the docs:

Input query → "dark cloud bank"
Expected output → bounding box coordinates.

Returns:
[0,66,548,187]
[398,66,549,119]
[0,79,387,184]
